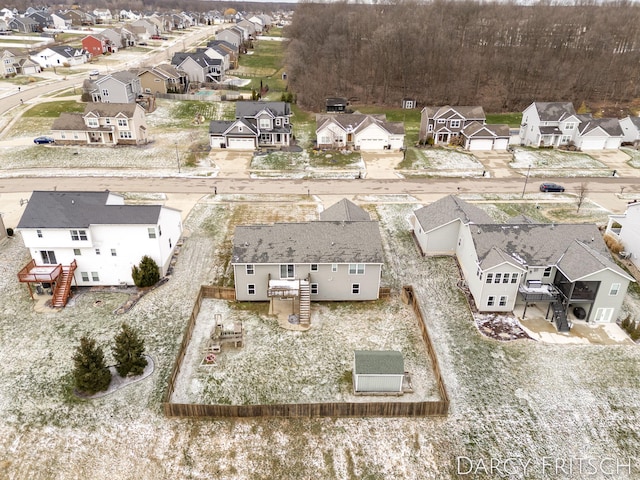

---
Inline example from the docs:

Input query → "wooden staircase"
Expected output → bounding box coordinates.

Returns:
[552,301,571,332]
[52,260,77,308]
[299,279,310,326]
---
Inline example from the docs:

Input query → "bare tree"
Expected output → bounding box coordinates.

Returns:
[577,182,589,213]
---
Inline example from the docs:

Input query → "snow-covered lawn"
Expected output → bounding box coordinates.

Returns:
[511,147,610,176]
[621,147,640,168]
[249,150,365,179]
[399,148,485,177]
[2,195,640,479]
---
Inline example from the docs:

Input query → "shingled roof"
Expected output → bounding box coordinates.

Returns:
[319,199,371,221]
[232,221,384,265]
[17,191,162,229]
[413,195,495,234]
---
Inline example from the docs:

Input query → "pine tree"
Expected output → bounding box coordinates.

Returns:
[72,336,112,394]
[131,255,160,288]
[112,323,148,377]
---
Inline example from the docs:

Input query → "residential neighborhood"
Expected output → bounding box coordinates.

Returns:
[2,2,640,479]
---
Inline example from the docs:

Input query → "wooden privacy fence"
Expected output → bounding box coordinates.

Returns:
[162,284,449,418]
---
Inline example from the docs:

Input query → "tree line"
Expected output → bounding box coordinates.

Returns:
[284,0,640,113]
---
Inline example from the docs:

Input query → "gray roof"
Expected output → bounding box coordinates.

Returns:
[51,112,87,131]
[470,223,628,279]
[319,199,371,221]
[462,121,510,138]
[316,113,404,136]
[232,221,384,264]
[413,195,495,234]
[579,117,623,137]
[236,101,290,119]
[17,191,162,229]
[533,102,577,122]
[209,120,234,134]
[557,240,632,281]
[84,102,139,117]
[354,351,404,375]
[422,105,485,121]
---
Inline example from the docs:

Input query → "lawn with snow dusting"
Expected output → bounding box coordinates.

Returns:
[1,195,640,479]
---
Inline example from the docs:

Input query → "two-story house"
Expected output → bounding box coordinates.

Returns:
[232,199,384,325]
[606,201,640,271]
[88,71,142,103]
[315,113,405,151]
[411,195,633,331]
[30,45,89,68]
[0,48,41,76]
[50,102,148,146]
[171,52,222,83]
[209,101,292,150]
[82,34,113,57]
[520,102,623,150]
[216,27,243,48]
[17,190,182,307]
[419,106,486,145]
[138,64,188,94]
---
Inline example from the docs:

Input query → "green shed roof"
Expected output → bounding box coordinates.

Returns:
[354,350,404,375]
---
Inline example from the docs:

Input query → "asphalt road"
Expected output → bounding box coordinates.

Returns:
[0,175,636,196]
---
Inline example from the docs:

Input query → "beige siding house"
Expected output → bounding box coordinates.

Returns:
[51,103,148,146]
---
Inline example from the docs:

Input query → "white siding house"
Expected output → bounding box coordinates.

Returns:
[16,191,182,292]
[316,113,405,151]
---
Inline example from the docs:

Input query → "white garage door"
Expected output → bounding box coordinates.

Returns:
[580,138,606,150]
[358,138,388,151]
[227,137,255,150]
[468,139,494,151]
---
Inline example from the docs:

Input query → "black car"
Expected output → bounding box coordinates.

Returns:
[539,182,565,192]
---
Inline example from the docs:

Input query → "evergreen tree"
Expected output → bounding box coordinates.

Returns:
[72,336,112,394]
[112,323,148,377]
[131,255,160,288]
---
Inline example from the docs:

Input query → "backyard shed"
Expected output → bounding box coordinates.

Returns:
[353,350,405,394]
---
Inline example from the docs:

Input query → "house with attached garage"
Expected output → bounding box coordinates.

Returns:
[87,71,143,103]
[411,195,633,331]
[51,102,148,146]
[30,45,89,68]
[171,51,223,83]
[209,101,292,150]
[16,190,182,306]
[232,199,384,325]
[0,48,41,76]
[519,102,623,150]
[315,113,405,151]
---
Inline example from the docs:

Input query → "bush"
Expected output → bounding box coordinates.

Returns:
[112,323,147,377]
[131,255,160,288]
[603,234,624,255]
[621,315,632,332]
[72,336,112,394]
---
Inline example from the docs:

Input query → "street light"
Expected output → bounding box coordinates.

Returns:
[521,164,531,198]
[175,142,181,173]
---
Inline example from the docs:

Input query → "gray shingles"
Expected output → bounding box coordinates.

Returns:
[354,351,404,375]
[319,199,370,221]
[413,195,495,234]
[232,221,384,264]
[17,191,161,229]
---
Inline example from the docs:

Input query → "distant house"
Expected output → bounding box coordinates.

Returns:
[402,98,416,109]
[82,34,113,57]
[16,191,182,305]
[353,351,405,394]
[316,113,405,151]
[9,15,38,33]
[171,52,222,83]
[65,9,95,26]
[88,71,142,103]
[216,27,243,48]
[51,102,148,146]
[519,102,623,150]
[138,64,188,94]
[232,199,384,325]
[50,12,72,30]
[26,10,52,31]
[411,195,633,330]
[326,97,348,113]
[209,101,292,150]
[31,45,88,68]
[93,9,113,23]
[0,48,41,76]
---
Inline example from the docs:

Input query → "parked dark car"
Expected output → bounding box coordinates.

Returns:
[33,136,55,144]
[539,182,565,192]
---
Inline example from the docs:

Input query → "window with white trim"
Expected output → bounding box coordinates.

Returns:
[450,120,461,128]
[81,272,89,282]
[280,264,295,279]
[310,264,318,272]
[119,131,132,139]
[37,229,42,238]
[494,273,502,283]
[87,118,98,127]
[331,264,338,272]
[259,118,270,129]
[117,118,127,127]
[543,267,552,277]
[246,264,254,275]
[352,283,360,294]
[311,283,318,295]
[511,273,518,284]
[247,284,255,295]
[95,248,100,255]
[148,227,156,238]
[91,272,100,281]
[70,229,87,241]
[348,263,365,275]
[502,274,509,284]
[111,249,117,256]
[609,283,621,296]
[486,273,493,284]
[499,296,508,306]
[73,248,81,255]
[487,296,495,307]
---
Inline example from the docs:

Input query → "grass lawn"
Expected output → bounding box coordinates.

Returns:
[238,40,284,74]
[485,112,522,127]
[22,100,85,118]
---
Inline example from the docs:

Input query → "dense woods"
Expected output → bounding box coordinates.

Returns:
[285,1,640,112]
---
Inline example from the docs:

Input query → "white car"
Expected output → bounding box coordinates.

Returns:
[89,69,99,77]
